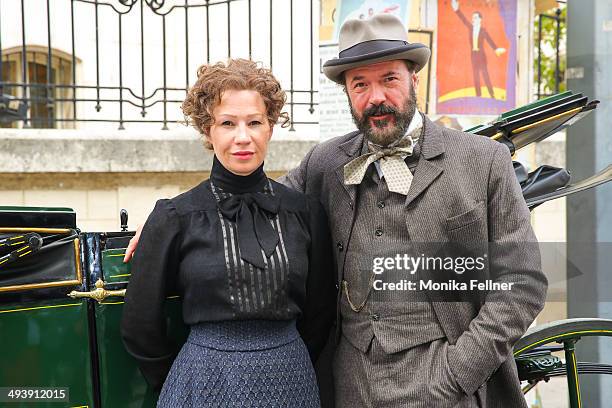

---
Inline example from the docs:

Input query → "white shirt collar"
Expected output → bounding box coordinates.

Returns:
[405,110,423,139]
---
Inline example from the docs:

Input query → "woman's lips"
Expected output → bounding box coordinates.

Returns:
[232,151,254,160]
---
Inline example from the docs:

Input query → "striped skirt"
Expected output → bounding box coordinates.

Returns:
[157,319,321,408]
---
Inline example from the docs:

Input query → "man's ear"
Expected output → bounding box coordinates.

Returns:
[411,72,420,90]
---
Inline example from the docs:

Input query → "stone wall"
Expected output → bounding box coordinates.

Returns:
[0,128,315,231]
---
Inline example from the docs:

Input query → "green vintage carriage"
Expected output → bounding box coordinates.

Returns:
[0,208,188,407]
[1,92,611,408]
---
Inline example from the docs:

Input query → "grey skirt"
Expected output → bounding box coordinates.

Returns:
[157,319,321,408]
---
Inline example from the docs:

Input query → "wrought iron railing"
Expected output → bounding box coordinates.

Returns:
[0,0,318,130]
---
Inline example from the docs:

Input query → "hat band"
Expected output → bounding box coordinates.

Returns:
[339,39,409,59]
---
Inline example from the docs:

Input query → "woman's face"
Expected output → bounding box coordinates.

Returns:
[207,89,272,176]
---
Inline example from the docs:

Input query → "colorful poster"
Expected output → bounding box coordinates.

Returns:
[334,0,410,41]
[436,0,517,115]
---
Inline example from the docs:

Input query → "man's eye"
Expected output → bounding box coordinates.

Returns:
[353,82,366,89]
[384,76,398,82]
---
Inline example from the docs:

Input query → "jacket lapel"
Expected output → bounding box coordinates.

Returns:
[333,132,363,205]
[405,115,445,208]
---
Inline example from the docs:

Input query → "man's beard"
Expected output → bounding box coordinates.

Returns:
[350,85,417,146]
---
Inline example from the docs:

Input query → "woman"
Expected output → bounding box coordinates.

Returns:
[121,59,336,407]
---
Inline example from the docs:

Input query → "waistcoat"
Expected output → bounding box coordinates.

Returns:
[340,143,446,354]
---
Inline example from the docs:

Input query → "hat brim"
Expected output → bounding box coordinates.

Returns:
[322,43,431,84]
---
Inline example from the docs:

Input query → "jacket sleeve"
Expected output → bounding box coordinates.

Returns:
[446,143,548,396]
[276,144,318,193]
[296,197,337,363]
[121,199,181,391]
[482,29,498,51]
[454,8,472,31]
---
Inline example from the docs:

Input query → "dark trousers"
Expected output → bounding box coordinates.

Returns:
[471,50,495,98]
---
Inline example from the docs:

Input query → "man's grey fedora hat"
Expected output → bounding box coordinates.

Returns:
[322,13,431,84]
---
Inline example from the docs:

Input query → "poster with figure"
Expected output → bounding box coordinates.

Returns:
[334,0,409,41]
[436,0,517,115]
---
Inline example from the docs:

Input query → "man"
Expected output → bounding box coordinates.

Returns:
[126,14,546,408]
[452,0,506,99]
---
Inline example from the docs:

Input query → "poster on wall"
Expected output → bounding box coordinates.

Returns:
[436,0,517,115]
[320,0,338,43]
[334,0,410,41]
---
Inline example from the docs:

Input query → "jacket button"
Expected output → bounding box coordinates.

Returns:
[377,201,385,209]
[337,242,344,252]
[375,228,383,237]
[370,313,380,321]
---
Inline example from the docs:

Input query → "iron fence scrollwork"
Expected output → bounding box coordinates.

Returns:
[0,0,318,130]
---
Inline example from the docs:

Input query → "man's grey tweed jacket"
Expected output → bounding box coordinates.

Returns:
[280,114,548,408]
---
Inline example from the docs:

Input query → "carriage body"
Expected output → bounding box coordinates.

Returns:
[0,206,186,408]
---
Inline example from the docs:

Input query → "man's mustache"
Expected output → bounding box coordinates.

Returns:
[362,104,399,121]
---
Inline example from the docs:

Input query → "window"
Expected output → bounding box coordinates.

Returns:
[1,46,76,129]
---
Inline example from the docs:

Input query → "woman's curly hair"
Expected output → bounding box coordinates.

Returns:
[182,58,290,149]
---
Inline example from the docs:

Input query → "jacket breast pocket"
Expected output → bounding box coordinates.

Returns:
[445,201,486,232]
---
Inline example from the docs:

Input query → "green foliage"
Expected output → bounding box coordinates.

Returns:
[534,6,566,98]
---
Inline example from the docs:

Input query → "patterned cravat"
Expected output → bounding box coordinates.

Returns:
[344,120,423,195]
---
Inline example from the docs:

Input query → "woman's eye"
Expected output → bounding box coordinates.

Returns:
[249,120,262,126]
[221,120,233,126]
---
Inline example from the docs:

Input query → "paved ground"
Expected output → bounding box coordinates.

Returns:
[525,377,567,407]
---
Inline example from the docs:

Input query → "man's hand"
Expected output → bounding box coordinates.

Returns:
[451,0,459,12]
[495,47,506,57]
[123,224,143,263]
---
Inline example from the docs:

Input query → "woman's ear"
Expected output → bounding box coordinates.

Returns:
[203,129,214,150]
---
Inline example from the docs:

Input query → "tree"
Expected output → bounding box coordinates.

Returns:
[534,6,566,98]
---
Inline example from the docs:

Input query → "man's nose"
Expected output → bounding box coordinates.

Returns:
[368,84,386,106]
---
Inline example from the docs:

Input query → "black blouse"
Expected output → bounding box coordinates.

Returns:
[121,158,337,390]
